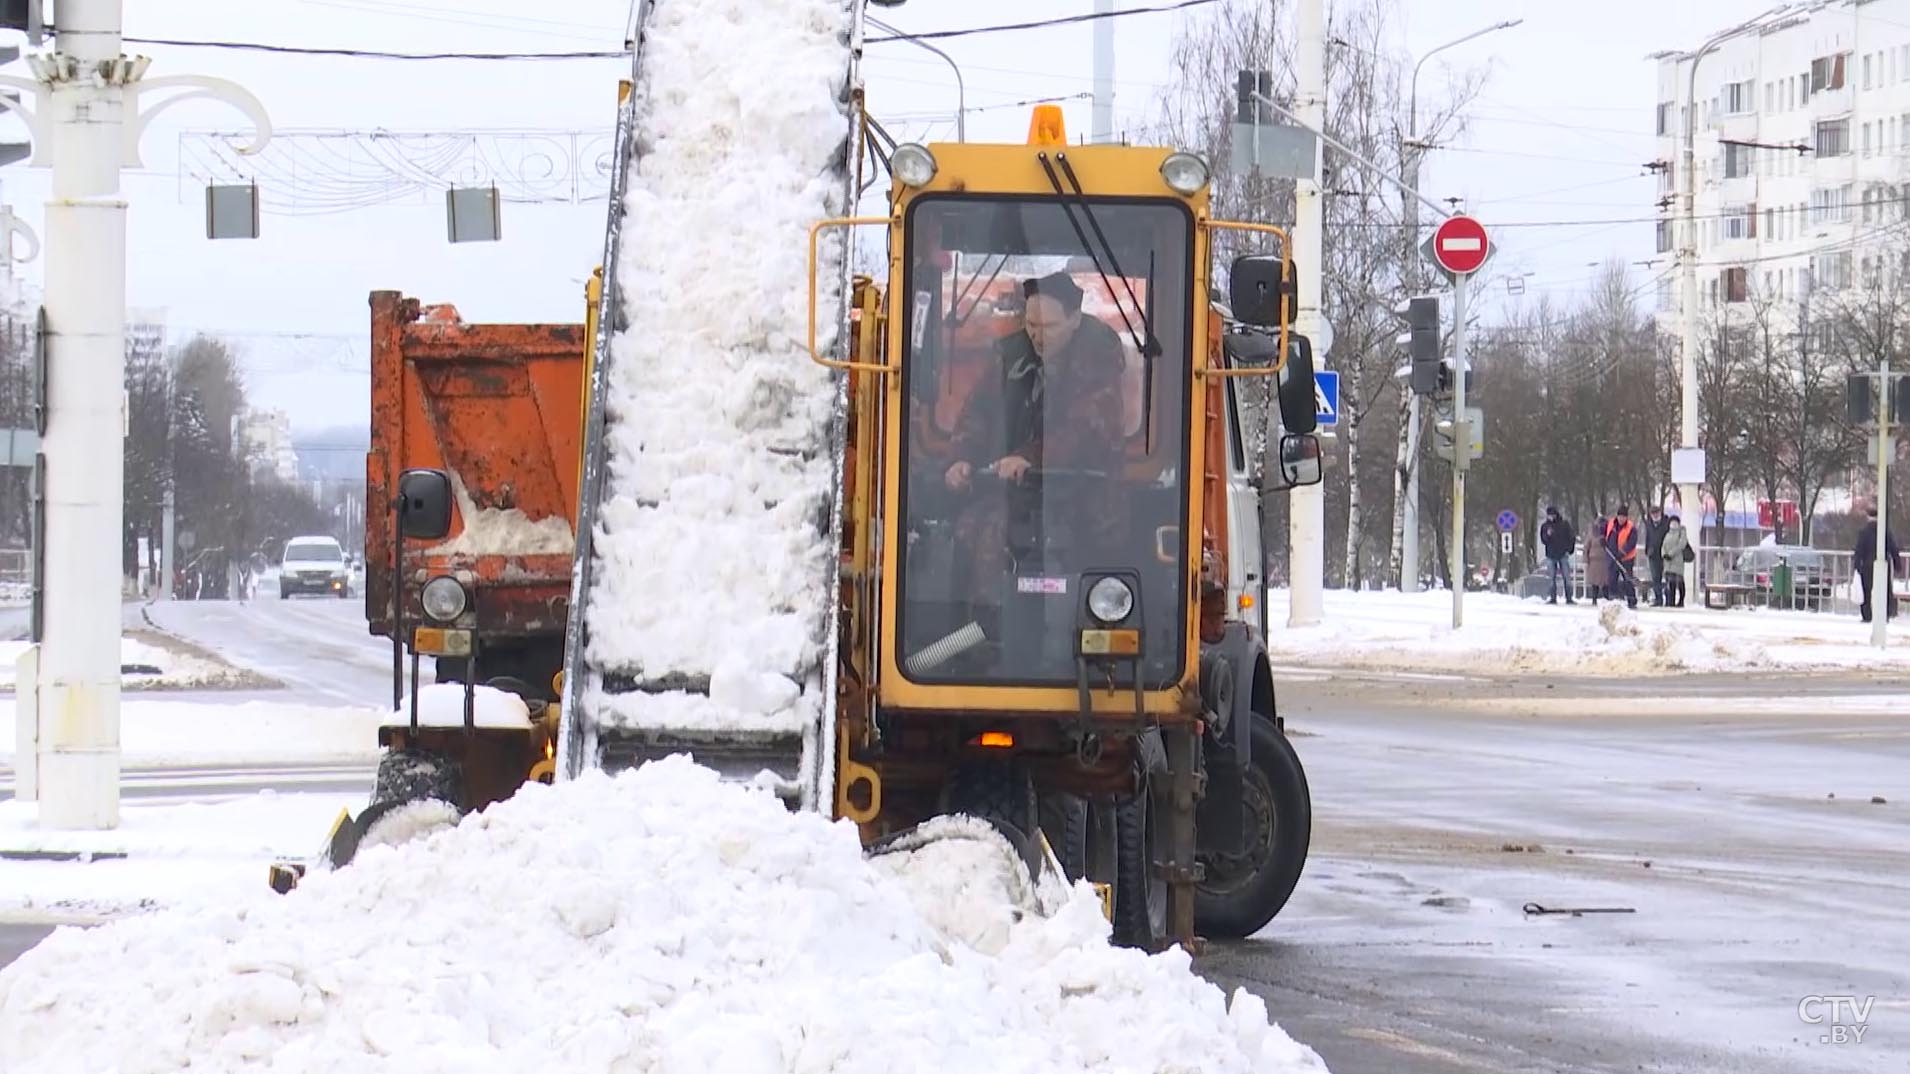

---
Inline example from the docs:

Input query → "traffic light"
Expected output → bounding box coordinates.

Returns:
[1397,295,1440,396]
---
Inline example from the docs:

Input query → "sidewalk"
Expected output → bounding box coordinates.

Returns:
[1265,588,1910,678]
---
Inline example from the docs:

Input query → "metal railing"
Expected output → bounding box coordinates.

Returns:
[1522,546,1910,613]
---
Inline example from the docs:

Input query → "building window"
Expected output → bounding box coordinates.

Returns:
[1656,219,1672,253]
[1864,121,1874,157]
[1764,206,1776,236]
[1723,79,1754,114]
[1724,141,1755,177]
[1810,186,1853,224]
[1812,252,1852,291]
[1816,118,1850,157]
[1864,54,1873,90]
[1723,205,1755,240]
[1722,267,1748,303]
[1765,82,1775,112]
[1811,53,1846,94]
[1656,101,1672,135]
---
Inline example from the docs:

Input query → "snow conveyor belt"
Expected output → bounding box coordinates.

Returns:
[556,0,864,811]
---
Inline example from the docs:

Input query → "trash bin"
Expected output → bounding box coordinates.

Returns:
[1771,559,1793,605]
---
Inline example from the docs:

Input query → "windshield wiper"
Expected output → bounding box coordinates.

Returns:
[1036,152,1162,359]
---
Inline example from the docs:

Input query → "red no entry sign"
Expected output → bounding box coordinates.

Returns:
[1432,214,1489,276]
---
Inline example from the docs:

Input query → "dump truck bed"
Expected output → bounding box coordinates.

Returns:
[365,291,585,677]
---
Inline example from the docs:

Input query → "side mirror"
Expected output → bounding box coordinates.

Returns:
[1229,254,1297,329]
[396,469,454,541]
[1277,334,1319,435]
[1268,433,1323,491]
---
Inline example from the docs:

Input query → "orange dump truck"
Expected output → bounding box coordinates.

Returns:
[364,289,588,701]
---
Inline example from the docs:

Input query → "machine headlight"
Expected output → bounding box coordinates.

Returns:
[1160,151,1210,195]
[1087,577,1135,624]
[891,143,938,188]
[421,576,468,622]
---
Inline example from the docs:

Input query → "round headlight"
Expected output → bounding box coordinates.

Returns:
[1160,151,1210,195]
[421,576,468,622]
[891,143,938,188]
[1087,577,1135,623]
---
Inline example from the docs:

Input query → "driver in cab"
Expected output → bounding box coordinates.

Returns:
[940,271,1128,596]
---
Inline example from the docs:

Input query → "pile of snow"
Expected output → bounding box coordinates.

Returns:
[399,682,532,729]
[582,0,853,735]
[425,473,574,558]
[0,758,1328,1073]
[1264,589,1910,676]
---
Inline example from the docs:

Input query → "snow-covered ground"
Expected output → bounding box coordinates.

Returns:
[0,791,360,922]
[0,758,1328,1073]
[583,0,852,736]
[1264,588,1910,677]
[1,699,382,769]
[0,634,259,691]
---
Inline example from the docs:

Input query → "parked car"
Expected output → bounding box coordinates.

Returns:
[1713,545,1834,608]
[279,536,351,599]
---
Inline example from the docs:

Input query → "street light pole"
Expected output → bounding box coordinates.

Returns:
[867,16,966,143]
[1288,0,1326,627]
[1677,5,1788,598]
[1399,20,1520,594]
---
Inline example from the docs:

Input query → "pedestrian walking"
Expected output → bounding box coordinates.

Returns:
[1659,514,1690,608]
[1643,505,1670,606]
[1584,514,1610,603]
[1853,505,1901,624]
[1603,505,1640,609]
[1540,505,1576,604]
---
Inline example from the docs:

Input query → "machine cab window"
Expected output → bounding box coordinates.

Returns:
[896,195,1194,688]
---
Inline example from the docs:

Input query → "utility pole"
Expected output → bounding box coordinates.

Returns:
[1288,0,1325,626]
[1871,357,1892,649]
[1091,0,1114,144]
[1399,20,1520,594]
[1677,7,1785,603]
[1,0,269,829]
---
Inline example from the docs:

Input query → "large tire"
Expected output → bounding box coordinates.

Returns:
[1111,790,1167,950]
[1037,792,1089,881]
[941,760,1041,877]
[1195,711,1311,939]
[371,747,464,812]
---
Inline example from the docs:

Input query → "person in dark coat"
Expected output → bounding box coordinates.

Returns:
[943,272,1128,609]
[1539,505,1576,604]
[1603,505,1640,609]
[1642,505,1670,606]
[1853,505,1902,623]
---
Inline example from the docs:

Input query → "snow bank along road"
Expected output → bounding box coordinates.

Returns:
[1199,679,1909,1074]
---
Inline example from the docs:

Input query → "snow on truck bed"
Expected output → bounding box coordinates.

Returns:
[0,758,1329,1074]
[583,0,853,734]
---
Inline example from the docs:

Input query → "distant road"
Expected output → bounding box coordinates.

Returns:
[141,597,422,709]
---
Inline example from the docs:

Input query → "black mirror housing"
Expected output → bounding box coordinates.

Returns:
[397,469,454,541]
[1229,255,1296,328]
[1277,335,1319,435]
[1268,433,1323,491]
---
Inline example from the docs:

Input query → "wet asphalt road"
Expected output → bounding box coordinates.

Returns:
[1204,680,1910,1074]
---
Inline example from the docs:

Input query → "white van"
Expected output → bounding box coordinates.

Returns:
[280,535,350,599]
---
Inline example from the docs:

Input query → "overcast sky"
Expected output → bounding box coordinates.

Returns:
[0,0,1769,435]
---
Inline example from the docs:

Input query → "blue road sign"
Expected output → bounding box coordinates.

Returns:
[1496,509,1519,532]
[1314,370,1340,425]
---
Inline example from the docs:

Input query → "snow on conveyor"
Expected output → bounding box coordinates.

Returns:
[0,758,1330,1074]
[583,0,854,734]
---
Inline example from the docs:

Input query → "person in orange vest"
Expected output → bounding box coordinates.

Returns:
[1602,505,1640,609]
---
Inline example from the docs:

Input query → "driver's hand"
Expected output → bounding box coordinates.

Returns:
[945,460,973,490]
[994,455,1033,482]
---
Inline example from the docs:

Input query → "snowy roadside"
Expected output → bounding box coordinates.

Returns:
[1,698,382,769]
[0,631,274,692]
[1264,588,1910,678]
[0,791,359,923]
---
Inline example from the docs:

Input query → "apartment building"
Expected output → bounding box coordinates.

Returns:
[1652,0,1910,314]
